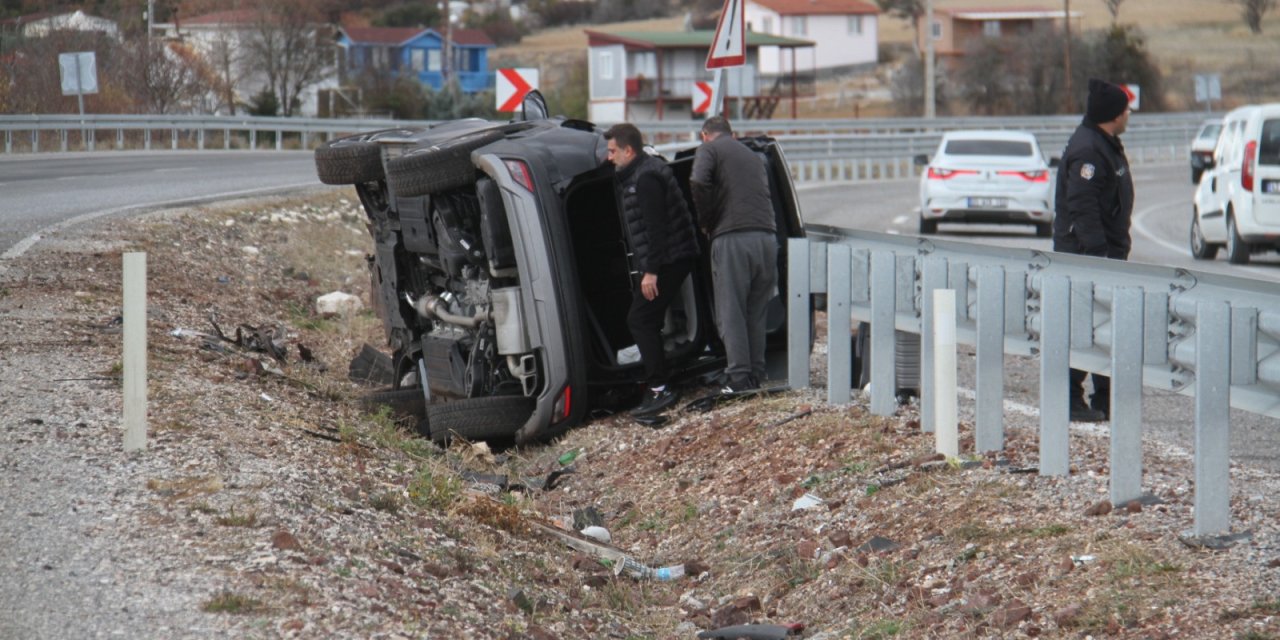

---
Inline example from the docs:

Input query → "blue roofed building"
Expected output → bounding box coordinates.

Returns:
[338,26,495,94]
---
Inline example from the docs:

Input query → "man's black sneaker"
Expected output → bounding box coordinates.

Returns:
[632,388,677,417]
[720,375,760,395]
[1069,399,1107,422]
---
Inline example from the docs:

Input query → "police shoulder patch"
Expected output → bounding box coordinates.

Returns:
[1080,163,1096,180]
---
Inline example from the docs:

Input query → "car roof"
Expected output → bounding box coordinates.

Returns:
[940,130,1039,142]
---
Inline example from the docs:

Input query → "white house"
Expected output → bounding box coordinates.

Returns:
[156,9,339,116]
[745,0,878,76]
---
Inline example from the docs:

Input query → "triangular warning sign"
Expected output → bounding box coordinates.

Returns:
[706,0,746,69]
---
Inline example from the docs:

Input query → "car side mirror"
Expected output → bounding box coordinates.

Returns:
[913,154,929,166]
[1048,156,1061,168]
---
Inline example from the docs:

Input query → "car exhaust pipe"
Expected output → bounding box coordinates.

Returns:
[408,293,489,329]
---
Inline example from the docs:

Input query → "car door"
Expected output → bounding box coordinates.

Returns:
[1252,115,1280,226]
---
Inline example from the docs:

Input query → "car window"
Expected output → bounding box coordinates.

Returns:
[1259,119,1280,167]
[943,140,1034,156]
[1197,124,1222,142]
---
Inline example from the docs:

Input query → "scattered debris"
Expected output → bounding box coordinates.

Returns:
[791,493,824,511]
[315,291,362,317]
[347,343,395,386]
[697,623,805,640]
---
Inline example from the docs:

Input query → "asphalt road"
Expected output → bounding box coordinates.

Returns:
[798,162,1280,473]
[0,151,326,259]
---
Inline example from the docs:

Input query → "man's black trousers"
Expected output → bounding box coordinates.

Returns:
[627,259,694,388]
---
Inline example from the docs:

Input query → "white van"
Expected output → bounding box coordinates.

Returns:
[1190,104,1280,264]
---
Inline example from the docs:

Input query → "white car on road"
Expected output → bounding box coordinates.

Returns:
[916,130,1056,237]
[1191,104,1280,264]
[1189,118,1223,184]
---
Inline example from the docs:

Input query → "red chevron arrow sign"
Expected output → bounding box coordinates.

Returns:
[693,81,713,114]
[496,68,538,112]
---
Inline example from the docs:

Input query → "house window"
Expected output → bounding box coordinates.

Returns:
[427,49,441,72]
[762,16,773,33]
[599,51,614,80]
[930,20,942,40]
[790,16,807,36]
[983,20,1001,37]
[848,15,862,35]
[411,48,425,72]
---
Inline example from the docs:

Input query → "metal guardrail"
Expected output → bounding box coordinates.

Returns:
[2,112,1217,162]
[786,228,1275,538]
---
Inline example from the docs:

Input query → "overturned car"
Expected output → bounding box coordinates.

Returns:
[315,94,807,444]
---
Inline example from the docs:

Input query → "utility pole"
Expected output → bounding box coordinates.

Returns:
[441,0,454,86]
[1063,0,1073,113]
[147,0,154,42]
[924,0,935,119]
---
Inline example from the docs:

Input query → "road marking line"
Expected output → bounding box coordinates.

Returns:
[1131,194,1272,276]
[1,181,321,261]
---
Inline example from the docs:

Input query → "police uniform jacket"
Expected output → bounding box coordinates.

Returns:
[1052,122,1135,259]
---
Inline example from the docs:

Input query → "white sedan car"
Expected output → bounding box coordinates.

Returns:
[916,130,1056,237]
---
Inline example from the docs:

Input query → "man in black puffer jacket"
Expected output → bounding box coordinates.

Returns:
[605,123,701,418]
[1053,78,1136,422]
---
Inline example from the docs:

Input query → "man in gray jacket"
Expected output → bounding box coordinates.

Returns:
[691,116,778,393]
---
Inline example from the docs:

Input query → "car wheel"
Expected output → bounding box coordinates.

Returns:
[315,139,384,185]
[359,387,427,420]
[1035,223,1052,238]
[1189,215,1219,260]
[919,218,937,235]
[1226,214,1250,265]
[387,130,505,197]
[426,395,535,445]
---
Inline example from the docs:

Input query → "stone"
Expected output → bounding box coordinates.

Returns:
[797,539,821,560]
[1084,500,1113,516]
[316,291,363,317]
[828,530,853,548]
[271,530,302,551]
[1053,603,1083,627]
[711,595,761,628]
[991,600,1031,629]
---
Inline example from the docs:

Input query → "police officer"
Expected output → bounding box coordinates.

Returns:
[1053,78,1135,422]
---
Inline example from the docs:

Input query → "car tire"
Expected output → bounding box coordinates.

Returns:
[1189,215,1219,260]
[426,395,534,445]
[359,387,427,419]
[315,140,384,185]
[1035,223,1052,238]
[387,130,505,197]
[1226,214,1250,265]
[919,218,937,235]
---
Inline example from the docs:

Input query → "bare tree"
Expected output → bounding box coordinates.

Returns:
[1230,0,1277,33]
[243,0,335,116]
[131,41,222,113]
[201,25,243,114]
[875,0,925,55]
[1103,0,1126,22]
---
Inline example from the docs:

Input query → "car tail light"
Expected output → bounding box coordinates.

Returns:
[927,167,978,180]
[505,159,535,192]
[1243,141,1257,192]
[552,385,572,423]
[997,170,1049,182]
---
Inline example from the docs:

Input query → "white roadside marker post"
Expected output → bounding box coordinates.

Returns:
[123,252,147,452]
[933,289,958,457]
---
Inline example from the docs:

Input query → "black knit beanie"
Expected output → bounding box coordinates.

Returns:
[1085,78,1130,124]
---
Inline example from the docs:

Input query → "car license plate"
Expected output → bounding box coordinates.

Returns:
[1263,180,1280,194]
[968,197,1007,208]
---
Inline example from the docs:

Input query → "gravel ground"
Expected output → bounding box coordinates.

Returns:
[1,194,1278,639]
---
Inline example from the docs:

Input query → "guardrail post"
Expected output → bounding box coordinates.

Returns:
[4,129,10,153]
[787,238,811,390]
[948,262,970,321]
[920,257,947,433]
[1110,287,1144,505]
[116,128,124,150]
[198,129,205,150]
[250,129,257,150]
[171,128,178,150]
[870,251,896,416]
[1039,275,1071,476]
[975,266,1006,452]
[827,244,852,404]
[144,129,152,150]
[1231,308,1258,385]
[276,129,283,151]
[224,128,231,150]
[1071,281,1094,349]
[932,289,959,457]
[1194,301,1232,536]
[1144,291,1169,365]
[31,129,38,153]
[60,129,68,152]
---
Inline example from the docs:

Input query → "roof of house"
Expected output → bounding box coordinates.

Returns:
[748,0,879,16]
[340,25,494,47]
[585,29,812,49]
[938,7,1081,20]
[0,10,115,28]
